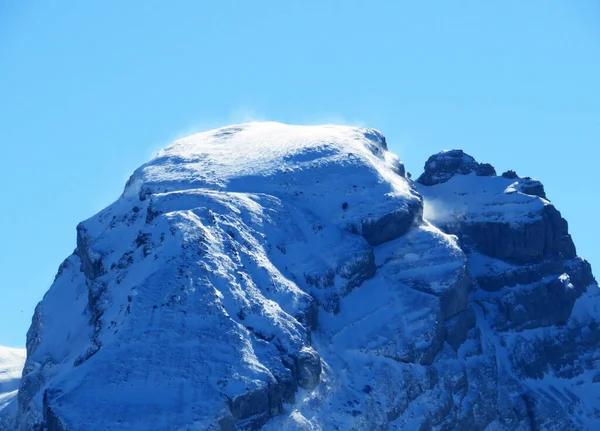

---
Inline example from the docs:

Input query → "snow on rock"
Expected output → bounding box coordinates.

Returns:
[16,125,600,430]
[0,346,26,430]
[17,123,427,431]
[416,149,496,186]
[127,122,421,247]
[417,150,600,430]
[418,162,575,264]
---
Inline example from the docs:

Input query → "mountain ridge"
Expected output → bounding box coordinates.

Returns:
[6,123,598,430]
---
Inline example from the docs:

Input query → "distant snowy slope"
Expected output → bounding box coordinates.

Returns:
[0,346,26,429]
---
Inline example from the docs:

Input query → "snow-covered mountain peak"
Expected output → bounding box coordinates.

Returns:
[119,123,421,247]
[126,122,409,195]
[13,125,600,431]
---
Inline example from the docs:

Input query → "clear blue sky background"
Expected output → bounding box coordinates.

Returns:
[1,1,599,347]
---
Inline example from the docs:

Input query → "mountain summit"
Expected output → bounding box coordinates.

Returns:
[12,123,599,430]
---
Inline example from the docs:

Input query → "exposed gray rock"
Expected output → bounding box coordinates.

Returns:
[295,298,319,331]
[502,170,519,179]
[417,149,496,186]
[379,292,446,365]
[359,198,423,246]
[500,171,547,199]
[478,273,584,331]
[227,384,271,428]
[444,307,476,350]
[294,347,322,390]
[43,391,70,431]
[518,176,547,199]
[473,254,565,292]
[75,225,105,280]
[473,257,595,332]
[436,269,471,319]
[441,204,576,264]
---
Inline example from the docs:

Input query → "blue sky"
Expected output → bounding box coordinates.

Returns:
[1,1,599,347]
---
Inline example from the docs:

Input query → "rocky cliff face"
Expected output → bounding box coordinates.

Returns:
[14,124,600,430]
[415,150,599,430]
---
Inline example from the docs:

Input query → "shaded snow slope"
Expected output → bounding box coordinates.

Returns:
[0,346,26,430]
[16,124,600,431]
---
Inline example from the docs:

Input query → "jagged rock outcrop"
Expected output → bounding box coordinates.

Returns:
[417,149,496,186]
[14,125,600,430]
[417,150,599,430]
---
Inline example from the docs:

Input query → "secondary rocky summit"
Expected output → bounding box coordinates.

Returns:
[12,124,599,430]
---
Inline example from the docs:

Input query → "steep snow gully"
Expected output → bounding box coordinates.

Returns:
[3,123,598,430]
